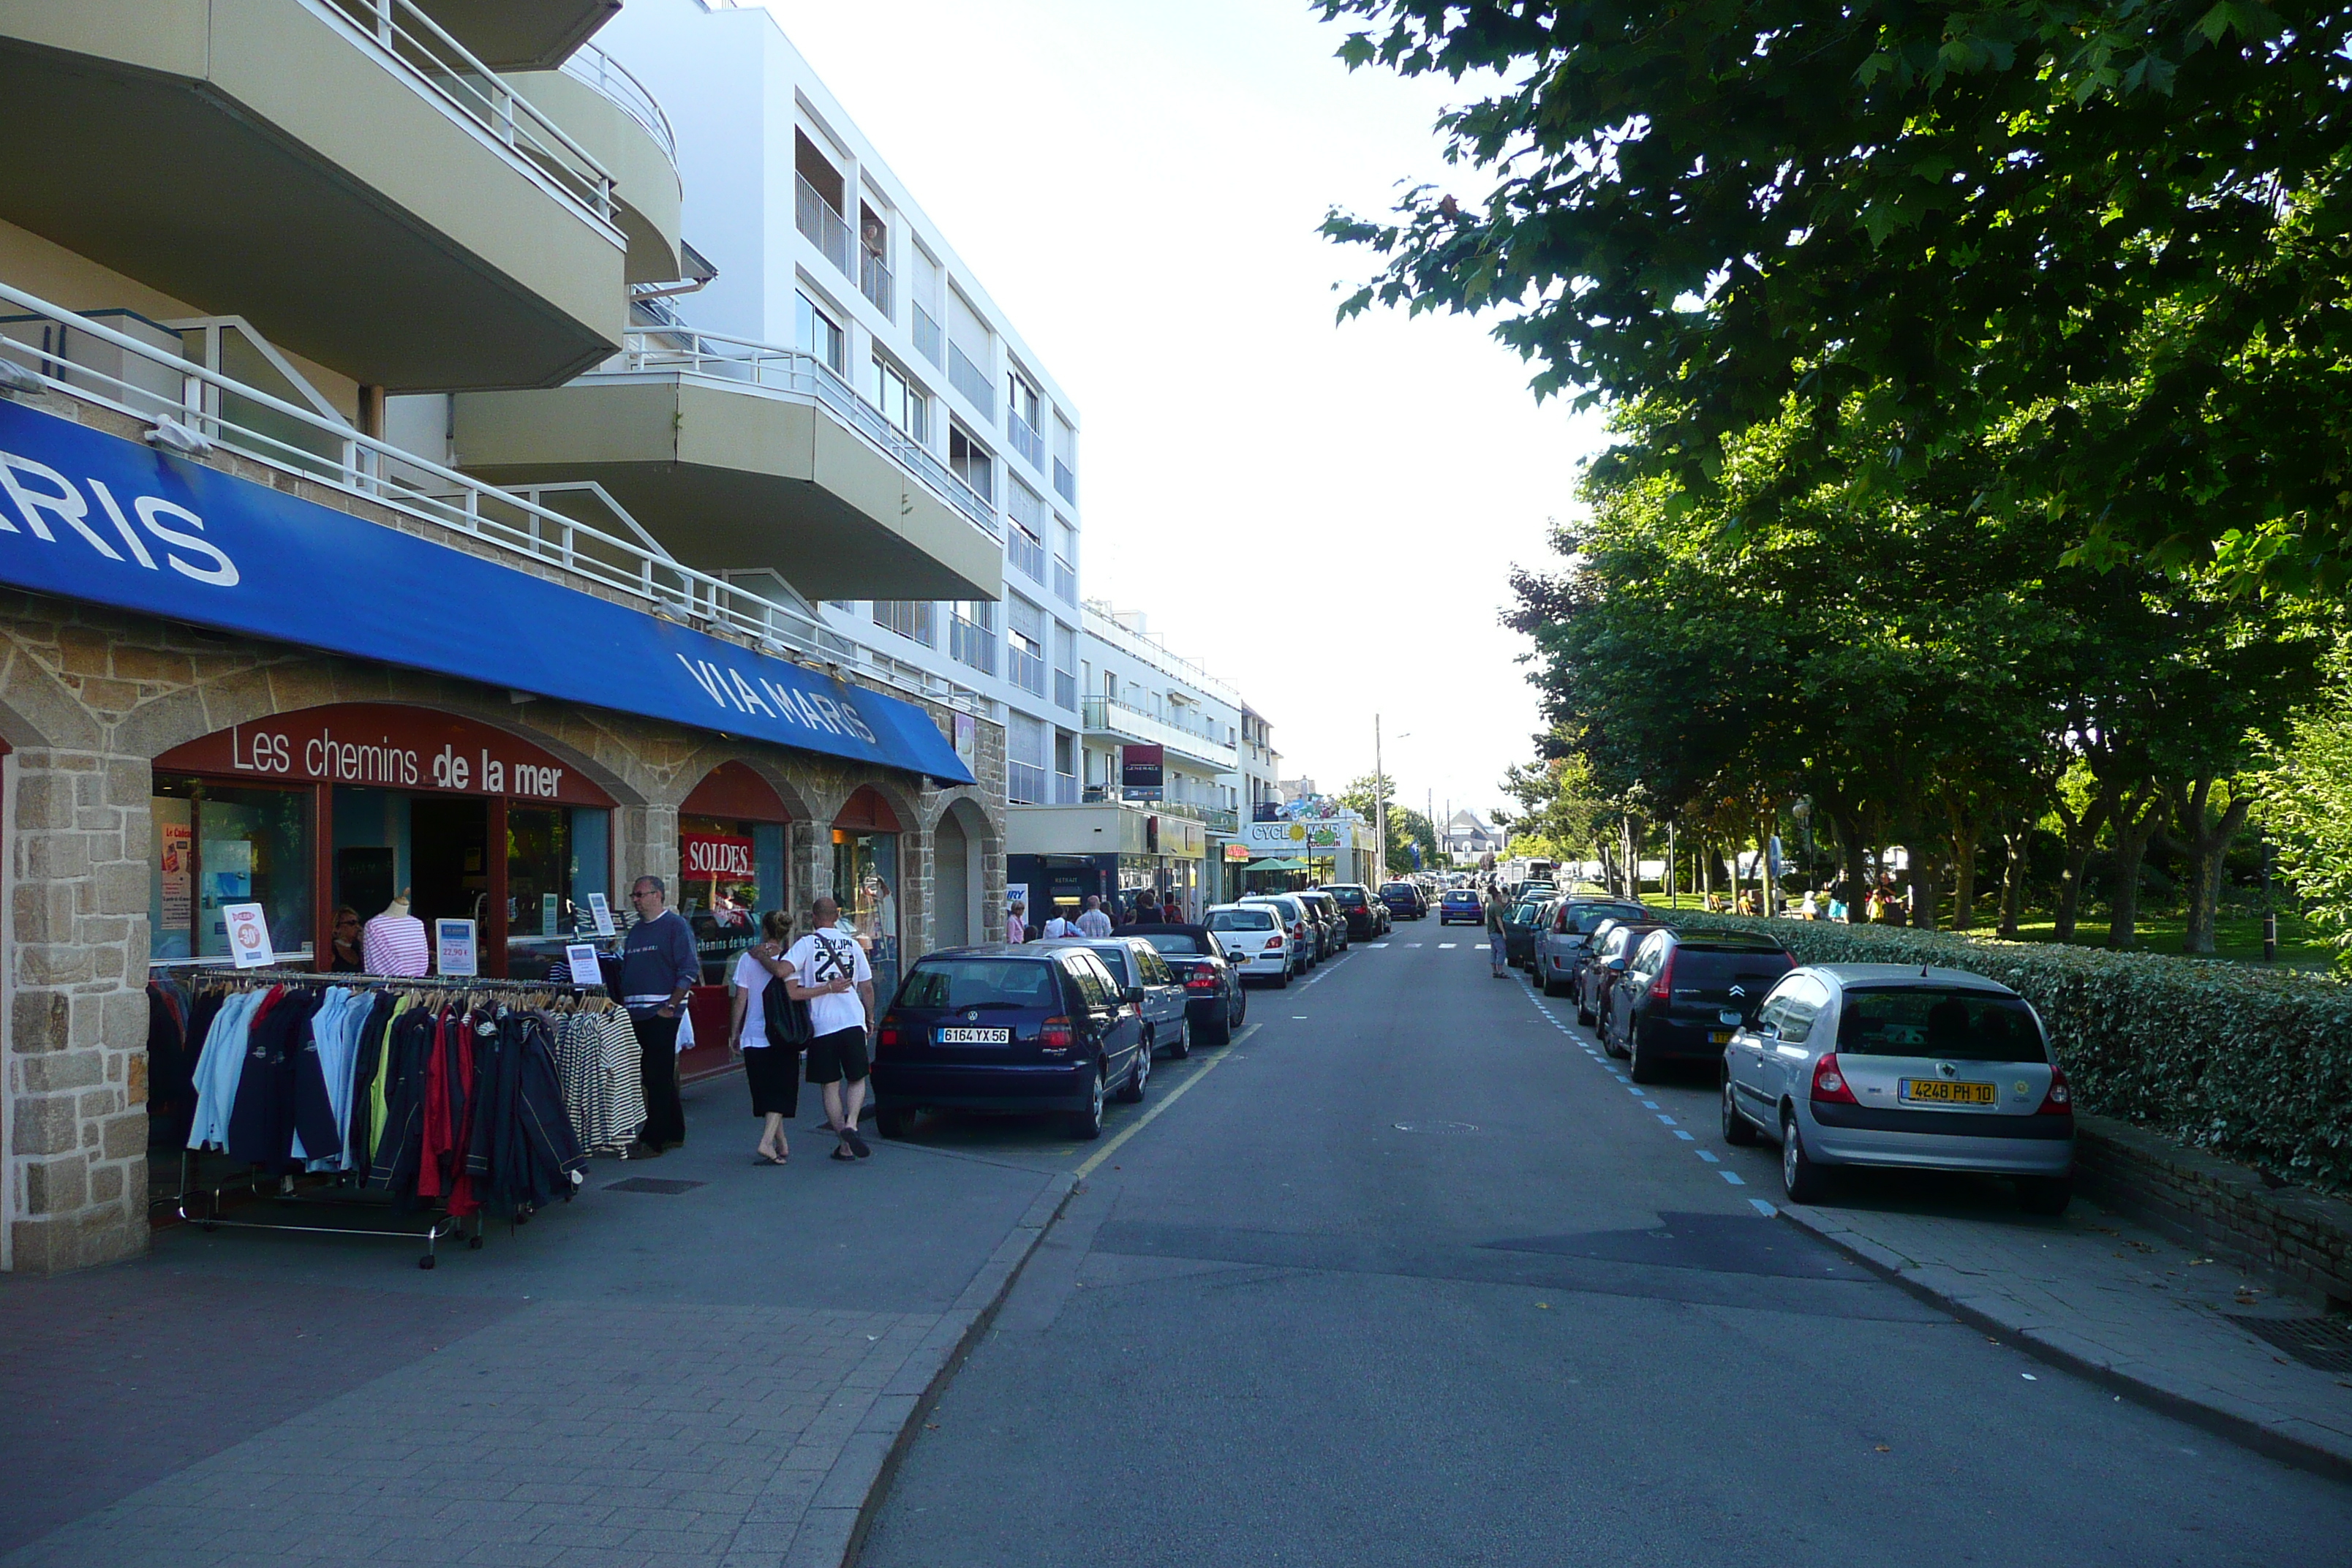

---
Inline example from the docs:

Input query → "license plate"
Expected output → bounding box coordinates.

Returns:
[1901,1078,1997,1105]
[938,1027,1010,1044]
[1709,1031,1732,1045]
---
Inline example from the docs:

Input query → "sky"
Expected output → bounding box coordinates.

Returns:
[763,0,1607,826]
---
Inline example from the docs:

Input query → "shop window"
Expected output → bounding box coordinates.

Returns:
[152,777,314,963]
[679,813,788,984]
[505,805,613,968]
[832,785,902,1001]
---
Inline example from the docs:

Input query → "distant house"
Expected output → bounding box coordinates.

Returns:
[1444,810,1505,867]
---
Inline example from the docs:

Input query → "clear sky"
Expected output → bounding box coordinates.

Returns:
[762,0,1607,826]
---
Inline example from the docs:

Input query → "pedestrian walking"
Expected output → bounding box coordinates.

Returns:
[1485,886,1509,978]
[1134,889,1164,924]
[730,910,799,1165]
[1005,900,1028,943]
[619,875,698,1154]
[1075,894,1112,938]
[783,896,877,1161]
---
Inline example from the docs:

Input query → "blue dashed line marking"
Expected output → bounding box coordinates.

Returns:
[1719,1170,1747,1186]
[1748,1199,1777,1217]
[1695,1150,1720,1164]
[1673,1130,1695,1142]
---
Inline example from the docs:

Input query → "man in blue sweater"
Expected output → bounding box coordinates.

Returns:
[620,875,699,1153]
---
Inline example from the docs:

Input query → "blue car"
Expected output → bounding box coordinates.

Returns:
[871,944,1148,1142]
[1438,889,1485,925]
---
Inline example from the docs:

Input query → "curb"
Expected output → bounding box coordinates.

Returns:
[791,1169,1079,1568]
[1775,1205,2352,1486]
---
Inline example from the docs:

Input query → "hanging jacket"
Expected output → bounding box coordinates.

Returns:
[368,1007,442,1205]
[226,989,339,1168]
[467,1011,587,1216]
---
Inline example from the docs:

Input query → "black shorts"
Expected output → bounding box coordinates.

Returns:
[804,1025,870,1085]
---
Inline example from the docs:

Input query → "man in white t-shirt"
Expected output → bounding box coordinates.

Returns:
[783,896,877,1159]
[1041,907,1078,938]
[1074,894,1113,938]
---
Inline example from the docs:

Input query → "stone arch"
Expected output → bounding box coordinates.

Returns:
[670,745,823,825]
[928,795,995,950]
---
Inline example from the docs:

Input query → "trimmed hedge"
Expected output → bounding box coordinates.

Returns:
[1665,913,2352,1194]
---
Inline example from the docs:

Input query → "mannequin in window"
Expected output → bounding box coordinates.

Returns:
[361,889,429,977]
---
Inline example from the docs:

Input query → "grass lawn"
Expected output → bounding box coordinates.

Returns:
[1627,890,2336,970]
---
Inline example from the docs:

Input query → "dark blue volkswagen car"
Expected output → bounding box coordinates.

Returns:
[870,944,1147,1141]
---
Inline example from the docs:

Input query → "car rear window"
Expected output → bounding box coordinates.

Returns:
[1837,987,2046,1063]
[1207,909,1275,931]
[1137,932,1207,955]
[1567,905,1643,934]
[1666,948,1793,990]
[900,960,1060,1010]
[1330,889,1368,906]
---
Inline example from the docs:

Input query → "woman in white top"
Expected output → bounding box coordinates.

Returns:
[730,910,799,1165]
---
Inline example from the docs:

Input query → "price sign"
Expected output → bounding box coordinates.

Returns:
[222,902,274,968]
[435,918,478,977]
[587,892,616,935]
[565,943,603,987]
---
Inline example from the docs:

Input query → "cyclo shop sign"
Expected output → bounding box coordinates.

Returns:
[154,702,613,806]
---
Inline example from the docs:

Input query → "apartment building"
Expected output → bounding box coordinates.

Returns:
[576,0,1090,824]
[0,1,1006,1273]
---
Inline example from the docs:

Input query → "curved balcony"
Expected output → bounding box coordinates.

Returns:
[512,42,682,284]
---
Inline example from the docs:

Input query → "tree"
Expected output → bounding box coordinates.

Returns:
[2252,670,2352,969]
[1341,773,1440,875]
[1321,0,2352,594]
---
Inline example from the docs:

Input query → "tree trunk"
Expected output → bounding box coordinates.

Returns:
[1830,804,1869,925]
[1758,813,1778,918]
[2168,780,2252,955]
[2104,783,2166,950]
[2051,795,2111,945]
[1998,813,2031,939]
[1948,822,1980,931]
[1910,840,1943,932]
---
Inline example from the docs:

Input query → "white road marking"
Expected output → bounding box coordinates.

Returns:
[1640,1099,1661,1109]
[1438,943,1458,949]
[1719,1171,1748,1186]
[1655,1114,1676,1126]
[1367,943,1390,949]
[1292,1015,1308,1019]
[1406,943,1425,949]
[1071,1022,1256,1180]
[1673,1130,1695,1142]
[1748,1199,1777,1217]
[1695,1150,1721,1164]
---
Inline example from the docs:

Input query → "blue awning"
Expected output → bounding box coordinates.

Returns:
[0,400,975,784]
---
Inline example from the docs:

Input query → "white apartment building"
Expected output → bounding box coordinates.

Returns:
[1239,705,1283,821]
[585,0,1087,810]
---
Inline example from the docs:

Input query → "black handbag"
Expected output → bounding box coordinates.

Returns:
[761,965,815,1047]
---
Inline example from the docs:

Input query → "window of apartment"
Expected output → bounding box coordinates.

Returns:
[858,199,894,317]
[796,291,846,377]
[951,599,997,676]
[1052,412,1077,503]
[1006,371,1041,432]
[948,423,994,504]
[872,599,933,647]
[1052,622,1077,712]
[947,291,994,419]
[1052,517,1077,603]
[796,131,846,214]
[1007,480,1045,581]
[1007,712,1049,804]
[909,246,945,368]
[868,355,927,442]
[1007,595,1047,698]
[794,131,853,278]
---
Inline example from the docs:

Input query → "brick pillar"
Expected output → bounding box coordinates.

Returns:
[7,748,149,1273]
[899,822,932,966]
[616,804,677,902]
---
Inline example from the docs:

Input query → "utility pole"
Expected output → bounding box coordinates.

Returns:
[1373,713,1388,883]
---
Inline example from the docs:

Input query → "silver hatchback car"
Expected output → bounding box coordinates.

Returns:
[1720,964,2076,1213]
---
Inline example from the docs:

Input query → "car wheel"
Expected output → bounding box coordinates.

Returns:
[2016,1176,2073,1216]
[1068,1066,1106,1140]
[1166,1016,1191,1060]
[1721,1075,1758,1145]
[1274,967,1291,990]
[1627,1022,1658,1084]
[875,1106,913,1139]
[1232,987,1247,1027]
[1117,1042,1150,1103]
[1575,990,1595,1026]
[1780,1109,1830,1204]
[1202,1001,1232,1046]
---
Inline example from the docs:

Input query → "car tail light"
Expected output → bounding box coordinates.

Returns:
[1184,973,1217,991]
[1265,935,1285,950]
[2038,1065,2073,1115]
[1648,950,1676,1001]
[1039,1015,1074,1053]
[1811,1052,1859,1105]
[877,1017,902,1049]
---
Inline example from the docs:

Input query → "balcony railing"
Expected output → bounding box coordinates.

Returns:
[950,611,997,675]
[1008,759,1048,805]
[1053,457,1077,505]
[1008,526,1046,584]
[1158,801,1241,835]
[598,324,998,535]
[0,281,995,723]
[1052,556,1078,605]
[1008,411,1044,470]
[1079,695,1239,771]
[1009,645,1047,698]
[559,41,676,164]
[859,247,895,319]
[1053,770,1079,805]
[319,0,617,229]
[947,344,993,422]
[1053,666,1077,712]
[913,304,943,368]
[794,174,853,278]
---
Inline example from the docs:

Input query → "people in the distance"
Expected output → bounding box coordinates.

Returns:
[784,896,877,1161]
[1005,900,1028,943]
[328,905,364,972]
[1075,894,1113,938]
[731,909,798,1166]
[619,875,697,1155]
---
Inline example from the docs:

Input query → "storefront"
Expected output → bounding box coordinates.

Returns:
[148,704,617,976]
[834,785,902,1000]
[1235,815,1376,892]
[676,761,796,1078]
[1006,801,1209,924]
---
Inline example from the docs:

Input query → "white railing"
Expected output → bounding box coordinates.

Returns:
[559,42,676,164]
[1009,410,1044,470]
[947,343,994,422]
[860,247,895,320]
[1079,695,1240,771]
[0,282,990,721]
[912,304,944,369]
[795,175,853,278]
[317,0,618,230]
[596,324,999,536]
[1054,457,1077,505]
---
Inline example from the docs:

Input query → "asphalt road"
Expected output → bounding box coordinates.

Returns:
[859,932,2352,1567]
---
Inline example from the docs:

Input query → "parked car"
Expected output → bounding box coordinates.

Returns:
[1535,898,1648,997]
[1501,897,1553,969]
[1575,919,1666,1030]
[1379,881,1428,921]
[1722,965,2075,1213]
[1294,889,1350,952]
[1042,935,1193,1058]
[1127,923,1248,1043]
[1205,902,1297,986]
[1437,889,1485,925]
[1241,893,1321,968]
[872,944,1147,1142]
[1323,883,1388,938]
[1604,929,1797,1083]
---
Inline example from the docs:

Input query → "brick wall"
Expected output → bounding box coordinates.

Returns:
[2076,1112,2352,1311]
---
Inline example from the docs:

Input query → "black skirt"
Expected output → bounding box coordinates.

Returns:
[742,1045,802,1117]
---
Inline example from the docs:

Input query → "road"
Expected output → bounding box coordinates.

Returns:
[859,932,2352,1567]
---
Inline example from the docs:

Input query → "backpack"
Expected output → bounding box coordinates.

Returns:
[761,962,814,1048]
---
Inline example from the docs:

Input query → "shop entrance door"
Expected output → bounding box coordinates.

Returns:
[409,796,489,940]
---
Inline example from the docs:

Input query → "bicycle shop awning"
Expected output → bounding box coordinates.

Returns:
[1245,857,1308,870]
[0,399,975,783]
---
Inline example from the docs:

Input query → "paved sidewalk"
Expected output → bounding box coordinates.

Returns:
[1782,1183,2352,1479]
[0,1074,1074,1568]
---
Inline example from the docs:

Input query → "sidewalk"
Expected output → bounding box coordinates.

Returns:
[1779,1179,2352,1480]
[0,1074,1074,1568]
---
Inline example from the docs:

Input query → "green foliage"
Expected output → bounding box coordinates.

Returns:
[2250,678,2352,970]
[1499,742,1613,852]
[1668,912,2352,1190]
[1341,773,1441,874]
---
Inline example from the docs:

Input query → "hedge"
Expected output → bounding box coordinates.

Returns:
[1665,913,2352,1194]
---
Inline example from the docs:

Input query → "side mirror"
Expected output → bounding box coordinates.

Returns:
[1124,985,1145,1006]
[1605,958,1628,973]
[1755,1019,1780,1039]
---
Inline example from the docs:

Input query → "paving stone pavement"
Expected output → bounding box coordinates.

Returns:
[1781,1188,2352,1477]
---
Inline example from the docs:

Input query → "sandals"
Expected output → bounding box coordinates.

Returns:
[754,1151,788,1166]
[839,1125,872,1158]
[829,1147,856,1161]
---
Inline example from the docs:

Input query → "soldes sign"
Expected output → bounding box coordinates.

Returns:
[682,833,756,880]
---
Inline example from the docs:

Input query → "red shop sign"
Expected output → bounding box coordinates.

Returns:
[682,832,757,880]
[154,703,614,807]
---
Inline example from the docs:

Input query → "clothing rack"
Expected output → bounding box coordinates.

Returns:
[166,967,610,1268]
